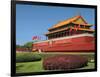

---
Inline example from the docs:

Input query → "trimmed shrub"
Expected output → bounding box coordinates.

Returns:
[16,53,41,63]
[43,55,88,70]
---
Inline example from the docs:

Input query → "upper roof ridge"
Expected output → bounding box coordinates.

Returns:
[48,15,87,30]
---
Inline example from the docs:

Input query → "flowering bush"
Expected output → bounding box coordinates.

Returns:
[43,55,88,70]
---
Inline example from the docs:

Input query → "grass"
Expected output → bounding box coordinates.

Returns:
[16,52,95,73]
[16,60,43,73]
[80,62,95,69]
[16,61,95,73]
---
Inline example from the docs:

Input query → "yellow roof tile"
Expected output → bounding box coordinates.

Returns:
[48,15,91,30]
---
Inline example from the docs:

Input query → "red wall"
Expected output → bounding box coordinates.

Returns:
[32,36,95,52]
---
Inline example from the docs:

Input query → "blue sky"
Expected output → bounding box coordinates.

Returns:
[16,4,95,45]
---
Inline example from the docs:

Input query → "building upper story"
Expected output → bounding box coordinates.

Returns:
[45,15,94,39]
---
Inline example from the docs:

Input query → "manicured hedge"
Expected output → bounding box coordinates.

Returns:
[16,53,41,63]
[43,55,88,70]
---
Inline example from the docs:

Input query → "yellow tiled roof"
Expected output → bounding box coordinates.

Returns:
[48,15,92,30]
[72,22,92,26]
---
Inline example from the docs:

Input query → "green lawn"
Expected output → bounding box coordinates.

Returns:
[16,60,43,73]
[16,52,95,73]
[16,61,95,73]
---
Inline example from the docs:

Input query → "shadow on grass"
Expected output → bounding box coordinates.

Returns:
[16,64,24,71]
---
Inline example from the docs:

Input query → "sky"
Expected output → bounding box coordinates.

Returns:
[16,4,95,45]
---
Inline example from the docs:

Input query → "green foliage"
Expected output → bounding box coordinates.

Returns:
[16,45,21,48]
[23,41,39,48]
[16,53,42,63]
[16,45,23,48]
[16,41,33,49]
[24,42,33,48]
[16,44,26,48]
[16,40,40,49]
